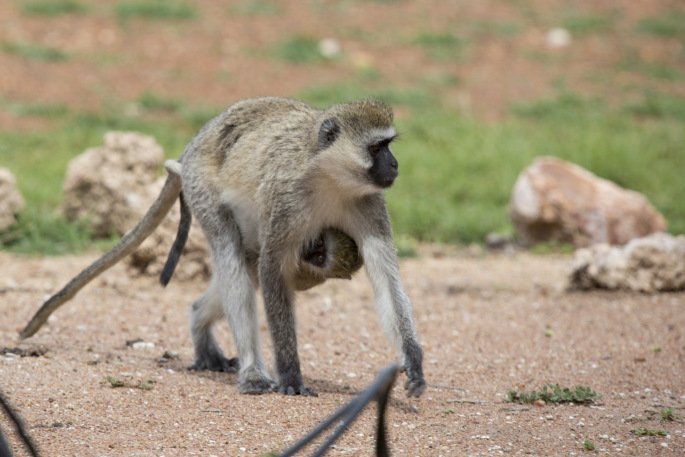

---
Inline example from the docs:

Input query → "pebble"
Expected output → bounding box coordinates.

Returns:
[318,38,341,59]
[132,341,155,350]
[546,28,571,49]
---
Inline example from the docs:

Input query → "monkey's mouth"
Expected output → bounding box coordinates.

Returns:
[374,174,397,189]
[369,166,398,189]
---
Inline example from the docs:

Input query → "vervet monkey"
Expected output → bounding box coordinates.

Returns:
[22,97,425,398]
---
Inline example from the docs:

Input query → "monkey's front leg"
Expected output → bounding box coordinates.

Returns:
[362,235,426,397]
[259,248,316,396]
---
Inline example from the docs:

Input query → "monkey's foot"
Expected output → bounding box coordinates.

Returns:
[278,383,317,396]
[404,375,426,398]
[239,368,277,395]
[275,371,318,396]
[189,355,239,373]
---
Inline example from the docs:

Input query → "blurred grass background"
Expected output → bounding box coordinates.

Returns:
[1,0,683,254]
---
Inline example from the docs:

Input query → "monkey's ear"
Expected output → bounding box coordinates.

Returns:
[318,117,340,150]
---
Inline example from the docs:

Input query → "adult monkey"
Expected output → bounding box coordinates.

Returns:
[22,97,425,397]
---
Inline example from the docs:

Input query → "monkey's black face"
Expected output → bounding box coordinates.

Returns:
[302,234,327,267]
[367,140,399,188]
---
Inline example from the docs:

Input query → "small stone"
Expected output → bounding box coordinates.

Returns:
[318,38,341,59]
[546,28,571,49]
[131,341,155,350]
[0,168,24,231]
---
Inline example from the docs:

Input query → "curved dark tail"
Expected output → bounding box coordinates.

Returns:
[20,172,182,339]
[159,192,192,286]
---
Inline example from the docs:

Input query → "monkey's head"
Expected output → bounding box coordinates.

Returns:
[314,99,399,195]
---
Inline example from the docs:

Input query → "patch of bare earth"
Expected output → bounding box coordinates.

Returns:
[2,1,685,455]
[1,250,683,456]
[1,0,684,131]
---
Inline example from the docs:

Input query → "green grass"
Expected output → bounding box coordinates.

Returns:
[116,0,197,21]
[5,101,69,118]
[469,21,521,38]
[413,32,468,61]
[562,14,615,36]
[625,91,685,120]
[507,384,601,405]
[137,91,182,113]
[530,242,575,255]
[2,86,684,253]
[3,41,68,61]
[620,59,684,81]
[582,439,595,451]
[102,376,155,390]
[230,0,281,15]
[21,0,87,16]
[271,36,325,64]
[631,428,669,437]
[510,91,603,120]
[661,407,681,422]
[618,49,685,82]
[636,11,685,39]
[0,212,95,255]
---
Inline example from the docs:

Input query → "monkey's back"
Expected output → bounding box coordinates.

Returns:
[180,97,324,253]
[192,98,318,191]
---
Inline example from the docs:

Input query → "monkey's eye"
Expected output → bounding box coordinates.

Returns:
[368,144,381,157]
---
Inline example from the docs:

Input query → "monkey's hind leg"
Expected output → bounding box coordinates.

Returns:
[210,232,275,394]
[189,279,239,373]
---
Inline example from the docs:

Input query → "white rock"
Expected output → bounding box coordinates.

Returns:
[318,38,341,59]
[61,131,211,282]
[131,341,155,350]
[0,168,24,230]
[568,232,685,292]
[61,131,164,237]
[546,28,571,49]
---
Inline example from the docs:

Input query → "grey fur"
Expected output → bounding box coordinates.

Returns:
[180,97,424,396]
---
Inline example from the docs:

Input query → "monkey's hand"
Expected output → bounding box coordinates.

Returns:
[402,339,426,397]
[404,367,426,398]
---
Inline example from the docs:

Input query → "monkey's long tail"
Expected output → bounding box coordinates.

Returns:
[19,164,182,339]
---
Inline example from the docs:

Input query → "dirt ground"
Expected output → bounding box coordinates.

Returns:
[1,248,684,456]
[2,1,685,455]
[2,0,684,131]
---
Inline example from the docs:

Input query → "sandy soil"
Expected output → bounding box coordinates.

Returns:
[1,249,683,456]
[2,1,685,455]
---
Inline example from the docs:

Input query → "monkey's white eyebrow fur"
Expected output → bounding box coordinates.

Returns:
[369,127,397,142]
